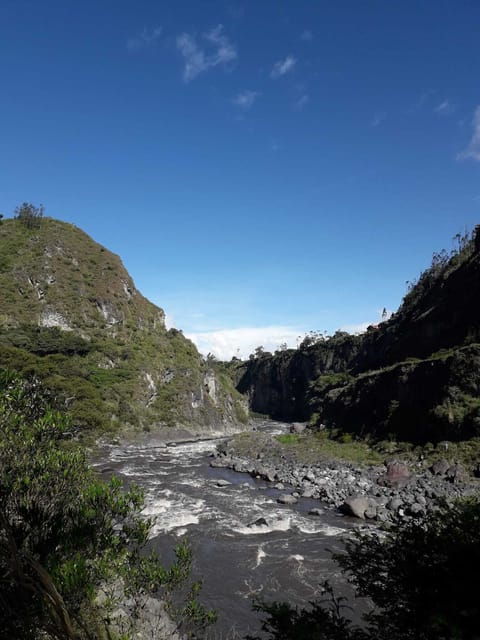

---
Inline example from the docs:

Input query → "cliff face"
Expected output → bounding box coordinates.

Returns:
[0,217,247,434]
[236,231,480,443]
[237,334,360,420]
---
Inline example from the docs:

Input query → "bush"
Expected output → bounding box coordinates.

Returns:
[0,370,215,639]
[248,498,480,640]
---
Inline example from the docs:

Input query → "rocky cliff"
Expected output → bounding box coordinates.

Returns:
[236,229,480,443]
[0,217,247,435]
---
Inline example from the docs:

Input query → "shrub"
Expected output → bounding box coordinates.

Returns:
[0,370,215,639]
[248,498,480,640]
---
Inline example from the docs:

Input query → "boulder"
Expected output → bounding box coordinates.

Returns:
[290,422,307,434]
[446,463,468,484]
[308,508,324,516]
[340,496,370,519]
[215,479,232,487]
[409,502,425,517]
[386,497,403,512]
[431,458,450,476]
[277,493,298,505]
[248,517,269,528]
[378,460,412,489]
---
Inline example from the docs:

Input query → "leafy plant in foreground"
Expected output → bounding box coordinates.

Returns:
[248,498,480,640]
[0,369,215,639]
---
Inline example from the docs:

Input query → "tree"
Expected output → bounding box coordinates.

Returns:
[247,498,480,640]
[0,370,215,639]
[14,202,44,228]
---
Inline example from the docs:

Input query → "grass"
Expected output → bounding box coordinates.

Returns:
[273,431,383,465]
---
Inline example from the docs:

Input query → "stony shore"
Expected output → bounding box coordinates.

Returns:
[210,431,480,523]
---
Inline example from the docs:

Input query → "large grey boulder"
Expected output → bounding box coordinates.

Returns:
[290,422,307,434]
[340,496,370,519]
[277,493,298,505]
[431,458,450,476]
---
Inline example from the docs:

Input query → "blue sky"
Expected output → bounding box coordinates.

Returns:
[1,1,479,358]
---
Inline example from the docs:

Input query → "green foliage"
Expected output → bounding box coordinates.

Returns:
[249,498,480,640]
[14,202,44,229]
[0,217,245,433]
[0,370,215,639]
[402,228,475,310]
[274,431,383,466]
[246,583,359,640]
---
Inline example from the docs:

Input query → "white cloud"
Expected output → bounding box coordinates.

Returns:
[127,27,162,51]
[176,24,237,82]
[338,321,372,335]
[300,29,313,41]
[339,308,394,334]
[233,90,260,109]
[371,111,386,127]
[458,105,480,162]
[293,94,309,111]
[434,100,455,116]
[271,55,296,79]
[185,326,302,360]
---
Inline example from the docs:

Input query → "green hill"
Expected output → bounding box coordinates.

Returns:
[0,216,247,436]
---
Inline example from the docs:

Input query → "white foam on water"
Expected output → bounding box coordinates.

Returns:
[149,512,200,537]
[255,545,267,567]
[142,497,172,516]
[174,477,205,489]
[233,516,292,536]
[288,554,304,562]
[143,487,207,536]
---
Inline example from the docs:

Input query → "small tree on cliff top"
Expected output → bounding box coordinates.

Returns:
[14,202,44,228]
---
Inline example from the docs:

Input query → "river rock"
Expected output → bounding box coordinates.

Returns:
[215,479,232,487]
[277,493,298,505]
[409,502,425,516]
[340,496,370,519]
[446,463,468,484]
[308,508,324,516]
[377,460,412,489]
[386,497,403,512]
[431,458,450,476]
[248,517,269,528]
[210,457,228,468]
[290,422,306,434]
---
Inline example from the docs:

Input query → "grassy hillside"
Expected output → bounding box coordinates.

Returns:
[0,217,247,436]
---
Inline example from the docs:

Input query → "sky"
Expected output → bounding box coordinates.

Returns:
[1,1,479,359]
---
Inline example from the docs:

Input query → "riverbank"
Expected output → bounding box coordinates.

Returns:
[211,430,480,523]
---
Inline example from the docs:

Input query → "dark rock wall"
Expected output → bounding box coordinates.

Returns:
[236,238,480,442]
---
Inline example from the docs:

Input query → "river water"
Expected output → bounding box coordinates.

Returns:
[94,421,358,638]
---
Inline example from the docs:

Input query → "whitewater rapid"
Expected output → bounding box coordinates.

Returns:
[94,423,356,637]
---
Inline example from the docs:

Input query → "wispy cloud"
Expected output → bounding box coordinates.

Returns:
[233,90,260,109]
[371,111,386,127]
[434,100,455,116]
[127,27,162,52]
[458,105,480,162]
[271,55,296,79]
[300,29,313,41]
[176,24,237,82]
[340,308,393,335]
[186,325,302,360]
[293,94,309,111]
[407,90,433,114]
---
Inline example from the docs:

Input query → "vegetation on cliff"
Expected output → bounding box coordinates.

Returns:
[0,213,246,436]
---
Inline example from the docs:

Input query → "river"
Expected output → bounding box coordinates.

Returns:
[94,421,358,638]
